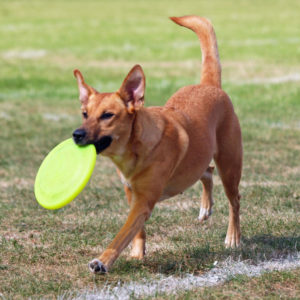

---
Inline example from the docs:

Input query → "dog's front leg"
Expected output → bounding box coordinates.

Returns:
[124,185,146,259]
[88,191,157,274]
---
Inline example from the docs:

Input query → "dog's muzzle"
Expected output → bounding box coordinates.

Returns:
[72,129,112,154]
[73,128,86,145]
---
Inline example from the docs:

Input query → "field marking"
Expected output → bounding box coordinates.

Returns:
[226,37,300,46]
[172,37,300,48]
[244,119,300,131]
[2,49,47,59]
[42,113,75,122]
[0,112,11,120]
[0,112,76,122]
[6,49,297,86]
[234,73,300,84]
[62,253,300,300]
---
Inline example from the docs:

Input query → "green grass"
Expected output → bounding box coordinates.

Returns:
[0,0,300,298]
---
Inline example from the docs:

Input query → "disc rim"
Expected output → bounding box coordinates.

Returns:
[34,138,96,210]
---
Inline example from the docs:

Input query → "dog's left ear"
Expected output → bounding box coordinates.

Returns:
[74,69,95,104]
[118,65,145,113]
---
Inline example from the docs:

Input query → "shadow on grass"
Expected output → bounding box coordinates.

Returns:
[241,234,300,257]
[113,244,217,276]
[113,235,299,276]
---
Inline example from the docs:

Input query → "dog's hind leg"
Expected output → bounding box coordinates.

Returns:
[198,166,214,222]
[124,185,146,259]
[214,118,242,248]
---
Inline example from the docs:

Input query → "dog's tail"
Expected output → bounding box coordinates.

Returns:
[170,15,221,88]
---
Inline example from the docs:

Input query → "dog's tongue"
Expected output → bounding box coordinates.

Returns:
[94,136,112,154]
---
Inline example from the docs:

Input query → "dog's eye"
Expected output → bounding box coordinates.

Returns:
[100,112,114,120]
[82,112,88,119]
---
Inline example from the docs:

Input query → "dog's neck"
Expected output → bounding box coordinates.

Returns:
[131,108,163,151]
[109,107,164,178]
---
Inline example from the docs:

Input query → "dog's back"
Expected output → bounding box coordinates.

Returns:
[160,16,242,201]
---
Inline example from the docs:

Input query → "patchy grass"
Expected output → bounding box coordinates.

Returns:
[165,268,300,299]
[0,0,300,298]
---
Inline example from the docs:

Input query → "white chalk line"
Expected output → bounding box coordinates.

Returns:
[172,37,300,48]
[226,37,300,46]
[2,47,300,85]
[0,112,11,120]
[244,119,300,131]
[42,113,76,122]
[150,73,300,86]
[2,49,47,59]
[4,36,295,60]
[0,112,77,123]
[232,73,300,85]
[60,253,300,300]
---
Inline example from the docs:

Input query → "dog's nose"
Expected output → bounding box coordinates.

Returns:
[72,128,86,144]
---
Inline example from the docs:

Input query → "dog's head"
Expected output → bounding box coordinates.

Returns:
[72,65,145,155]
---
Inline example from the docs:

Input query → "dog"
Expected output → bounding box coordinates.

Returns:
[72,15,243,274]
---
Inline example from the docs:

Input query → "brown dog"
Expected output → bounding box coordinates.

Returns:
[72,15,242,274]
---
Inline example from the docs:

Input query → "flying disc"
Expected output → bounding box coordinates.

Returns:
[34,138,96,210]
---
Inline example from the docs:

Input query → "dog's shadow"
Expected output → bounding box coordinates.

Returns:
[114,234,299,275]
[242,234,300,256]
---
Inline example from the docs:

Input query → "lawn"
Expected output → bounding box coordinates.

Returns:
[0,0,299,298]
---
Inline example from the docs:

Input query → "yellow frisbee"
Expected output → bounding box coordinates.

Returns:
[34,138,96,210]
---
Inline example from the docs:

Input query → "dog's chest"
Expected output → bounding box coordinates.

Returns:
[119,172,132,188]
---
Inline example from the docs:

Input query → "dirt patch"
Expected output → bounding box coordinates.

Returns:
[0,178,33,189]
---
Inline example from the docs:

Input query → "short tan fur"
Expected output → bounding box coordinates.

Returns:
[73,15,243,274]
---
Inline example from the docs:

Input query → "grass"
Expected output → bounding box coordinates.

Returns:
[165,268,300,299]
[0,0,300,298]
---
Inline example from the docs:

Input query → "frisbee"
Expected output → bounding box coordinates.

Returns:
[34,138,96,210]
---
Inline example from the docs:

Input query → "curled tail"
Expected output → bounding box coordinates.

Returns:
[170,15,221,88]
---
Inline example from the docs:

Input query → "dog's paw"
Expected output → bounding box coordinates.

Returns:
[130,249,145,260]
[88,259,107,274]
[225,232,241,248]
[198,207,212,222]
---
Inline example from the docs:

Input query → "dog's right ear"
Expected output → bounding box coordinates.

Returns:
[73,69,94,104]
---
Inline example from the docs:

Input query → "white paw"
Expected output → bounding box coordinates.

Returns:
[198,207,212,222]
[88,259,107,274]
[224,235,240,248]
[130,248,145,260]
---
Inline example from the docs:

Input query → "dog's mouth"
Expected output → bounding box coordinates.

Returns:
[94,136,113,154]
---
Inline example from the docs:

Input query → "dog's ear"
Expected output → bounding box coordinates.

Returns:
[118,65,145,113]
[73,69,95,104]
